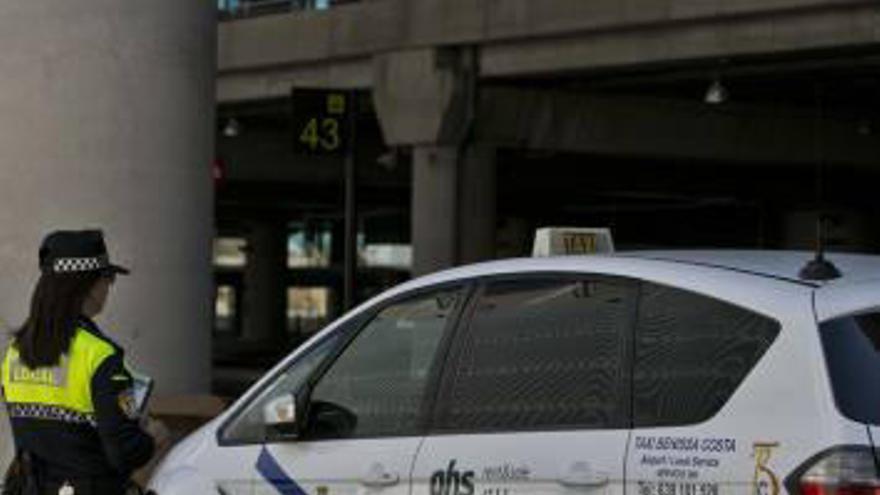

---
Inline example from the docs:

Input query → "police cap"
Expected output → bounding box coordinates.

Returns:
[38,230,130,276]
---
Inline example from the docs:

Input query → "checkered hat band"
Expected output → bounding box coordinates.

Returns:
[7,403,97,427]
[52,255,109,273]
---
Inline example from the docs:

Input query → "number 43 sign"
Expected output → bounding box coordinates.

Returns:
[292,88,354,155]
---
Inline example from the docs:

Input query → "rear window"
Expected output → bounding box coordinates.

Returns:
[820,313,880,425]
[633,282,781,427]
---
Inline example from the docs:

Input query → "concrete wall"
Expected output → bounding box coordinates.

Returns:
[0,1,216,469]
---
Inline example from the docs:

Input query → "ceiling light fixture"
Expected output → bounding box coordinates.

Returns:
[223,117,241,138]
[704,78,728,105]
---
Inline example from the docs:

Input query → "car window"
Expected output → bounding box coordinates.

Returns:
[220,333,341,444]
[433,276,637,432]
[305,287,464,439]
[633,282,780,427]
[820,312,880,425]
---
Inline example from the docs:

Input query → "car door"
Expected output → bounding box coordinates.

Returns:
[411,275,637,495]
[214,284,470,495]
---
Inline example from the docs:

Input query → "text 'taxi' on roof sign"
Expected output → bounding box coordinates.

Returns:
[532,227,615,257]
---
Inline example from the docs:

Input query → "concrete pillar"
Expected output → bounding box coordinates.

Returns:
[412,147,458,276]
[0,0,216,400]
[373,47,491,276]
[241,220,288,343]
[459,146,497,264]
[412,145,497,276]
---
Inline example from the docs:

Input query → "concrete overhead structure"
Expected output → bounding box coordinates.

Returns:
[217,0,880,273]
[476,88,880,167]
[217,0,880,98]
[0,0,216,405]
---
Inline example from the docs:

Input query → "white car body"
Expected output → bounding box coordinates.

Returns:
[148,251,880,495]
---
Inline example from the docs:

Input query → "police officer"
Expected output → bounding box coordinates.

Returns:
[2,230,166,494]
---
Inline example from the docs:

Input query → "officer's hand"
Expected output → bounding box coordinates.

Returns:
[143,416,171,450]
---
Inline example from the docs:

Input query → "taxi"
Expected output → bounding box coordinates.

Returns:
[148,228,880,495]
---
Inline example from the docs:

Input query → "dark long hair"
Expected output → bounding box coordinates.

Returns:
[14,272,101,368]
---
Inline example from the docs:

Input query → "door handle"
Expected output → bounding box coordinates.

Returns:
[558,473,609,488]
[558,462,610,489]
[360,463,400,488]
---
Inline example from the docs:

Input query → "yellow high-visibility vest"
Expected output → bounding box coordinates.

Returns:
[2,328,116,417]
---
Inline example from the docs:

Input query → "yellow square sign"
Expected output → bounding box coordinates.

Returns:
[327,94,346,115]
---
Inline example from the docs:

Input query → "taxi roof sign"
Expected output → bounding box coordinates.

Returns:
[532,227,615,257]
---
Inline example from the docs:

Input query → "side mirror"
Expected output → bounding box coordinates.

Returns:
[262,393,302,440]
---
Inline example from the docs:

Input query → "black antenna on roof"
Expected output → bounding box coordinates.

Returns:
[799,215,840,281]
[799,82,840,282]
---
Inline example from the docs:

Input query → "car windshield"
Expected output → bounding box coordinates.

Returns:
[820,312,880,425]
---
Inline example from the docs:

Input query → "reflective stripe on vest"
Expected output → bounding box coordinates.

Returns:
[2,328,116,415]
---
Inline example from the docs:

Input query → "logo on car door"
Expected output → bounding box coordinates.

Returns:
[431,460,475,495]
[752,442,780,495]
